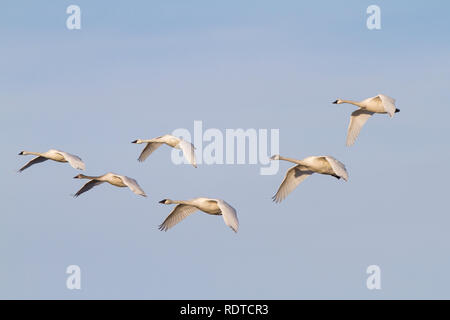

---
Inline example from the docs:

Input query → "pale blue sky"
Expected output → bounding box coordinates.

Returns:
[1,0,449,299]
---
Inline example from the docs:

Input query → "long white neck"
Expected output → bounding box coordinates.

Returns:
[278,156,305,166]
[167,199,190,205]
[22,151,42,156]
[340,99,365,108]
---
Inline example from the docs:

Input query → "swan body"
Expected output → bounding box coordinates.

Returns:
[333,94,400,146]
[18,149,85,172]
[132,134,197,167]
[73,173,146,197]
[270,155,348,203]
[158,197,239,233]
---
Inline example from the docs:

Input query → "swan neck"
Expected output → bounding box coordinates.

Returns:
[170,200,189,205]
[79,174,98,180]
[278,156,304,165]
[340,100,364,107]
[22,151,41,156]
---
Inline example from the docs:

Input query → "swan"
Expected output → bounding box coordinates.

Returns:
[73,173,146,197]
[18,149,85,172]
[131,134,197,167]
[270,155,348,203]
[332,94,400,146]
[158,198,239,233]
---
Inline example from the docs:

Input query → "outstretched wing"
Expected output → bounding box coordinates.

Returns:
[324,156,349,181]
[121,176,147,197]
[216,199,239,233]
[178,140,197,168]
[378,94,396,118]
[138,142,162,162]
[74,180,104,197]
[346,109,374,146]
[272,165,313,203]
[56,151,85,170]
[18,156,48,172]
[159,204,199,231]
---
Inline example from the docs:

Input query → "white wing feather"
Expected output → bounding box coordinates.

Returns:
[120,175,147,197]
[159,204,199,231]
[324,156,348,181]
[178,139,197,168]
[378,94,396,118]
[346,109,374,146]
[56,151,85,170]
[272,165,313,203]
[138,142,162,162]
[216,199,239,233]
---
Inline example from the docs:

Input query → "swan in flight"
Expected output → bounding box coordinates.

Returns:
[131,134,197,168]
[73,173,146,197]
[18,149,85,172]
[270,155,348,203]
[158,198,239,233]
[332,94,400,146]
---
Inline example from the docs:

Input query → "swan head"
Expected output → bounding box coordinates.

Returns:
[73,174,86,179]
[131,139,142,144]
[270,155,280,160]
[332,99,343,104]
[159,199,171,204]
[18,151,24,155]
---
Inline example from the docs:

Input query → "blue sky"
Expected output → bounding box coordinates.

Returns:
[1,0,450,299]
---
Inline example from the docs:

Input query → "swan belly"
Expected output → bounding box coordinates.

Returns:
[198,201,221,215]
[47,153,66,162]
[364,98,386,113]
[108,176,127,187]
[308,157,334,175]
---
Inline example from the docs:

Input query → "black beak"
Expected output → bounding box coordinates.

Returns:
[395,108,400,113]
[131,140,138,143]
[159,199,166,204]
[332,100,338,104]
[73,175,79,179]
[18,151,24,155]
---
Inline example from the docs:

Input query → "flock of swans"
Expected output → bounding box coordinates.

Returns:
[18,94,399,233]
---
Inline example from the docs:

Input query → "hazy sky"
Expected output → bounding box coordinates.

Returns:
[1,0,449,299]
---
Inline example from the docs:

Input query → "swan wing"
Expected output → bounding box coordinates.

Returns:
[272,165,313,203]
[56,151,86,170]
[74,180,104,197]
[324,156,349,181]
[178,140,197,168]
[216,199,239,233]
[18,156,48,172]
[138,142,163,162]
[378,94,396,117]
[159,204,199,231]
[346,109,374,146]
[121,176,147,197]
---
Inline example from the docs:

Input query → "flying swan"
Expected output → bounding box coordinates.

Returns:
[158,198,239,233]
[270,155,348,203]
[131,134,197,167]
[332,94,400,146]
[18,149,85,172]
[73,173,146,197]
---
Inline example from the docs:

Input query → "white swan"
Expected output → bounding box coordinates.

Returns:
[18,149,85,172]
[332,94,400,146]
[270,155,348,203]
[73,173,146,197]
[158,197,239,233]
[132,134,197,167]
